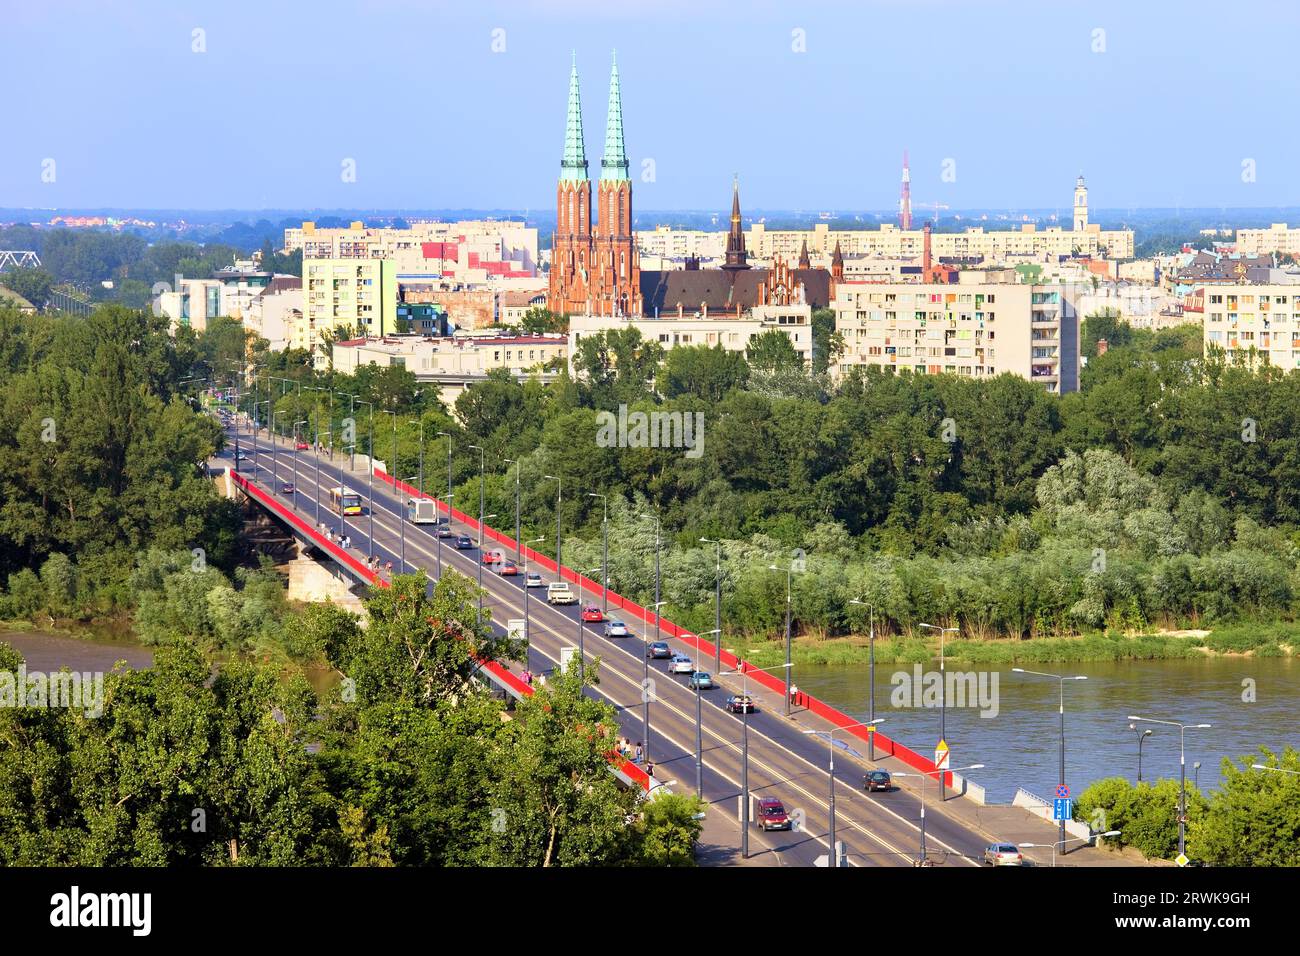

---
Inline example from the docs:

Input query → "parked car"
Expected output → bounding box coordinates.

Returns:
[688,671,714,689]
[546,583,577,605]
[646,641,672,659]
[725,694,755,714]
[604,620,630,638]
[581,605,604,623]
[280,482,295,494]
[525,572,545,588]
[983,843,1025,866]
[498,560,519,576]
[294,440,310,450]
[864,770,892,792]
[755,797,792,831]
[454,535,474,550]
[668,654,694,674]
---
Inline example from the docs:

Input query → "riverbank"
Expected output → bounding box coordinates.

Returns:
[733,620,1300,669]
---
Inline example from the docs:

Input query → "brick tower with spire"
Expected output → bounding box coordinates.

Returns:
[721,176,749,271]
[549,54,593,316]
[591,53,641,317]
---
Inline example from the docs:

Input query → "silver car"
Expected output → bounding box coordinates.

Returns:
[525,572,545,588]
[604,620,630,637]
[983,843,1025,866]
[668,654,694,674]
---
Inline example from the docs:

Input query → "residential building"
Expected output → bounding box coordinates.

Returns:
[284,219,538,277]
[1194,285,1300,371]
[568,308,813,370]
[299,258,397,363]
[1234,223,1300,258]
[831,280,1081,394]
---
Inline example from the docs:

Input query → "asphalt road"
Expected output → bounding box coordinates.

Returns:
[220,423,994,868]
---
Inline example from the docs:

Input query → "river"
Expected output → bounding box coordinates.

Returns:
[796,656,1300,803]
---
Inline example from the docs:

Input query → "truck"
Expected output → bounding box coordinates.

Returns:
[546,582,577,605]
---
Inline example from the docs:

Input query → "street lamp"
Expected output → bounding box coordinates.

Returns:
[894,764,984,865]
[408,418,424,496]
[849,598,878,759]
[639,513,662,654]
[505,459,522,561]
[522,536,547,652]
[545,475,564,575]
[803,718,885,866]
[436,493,455,578]
[700,537,723,674]
[1129,723,1154,783]
[1252,763,1300,776]
[436,430,453,511]
[575,566,603,682]
[1019,831,1121,868]
[767,562,797,716]
[353,399,375,551]
[476,513,498,625]
[718,661,793,859]
[642,599,667,769]
[1014,668,1087,853]
[588,493,609,614]
[690,627,722,800]
[1128,715,1211,860]
[918,623,960,750]
[467,445,486,547]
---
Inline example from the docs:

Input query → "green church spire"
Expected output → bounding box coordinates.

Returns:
[601,51,629,182]
[561,52,588,182]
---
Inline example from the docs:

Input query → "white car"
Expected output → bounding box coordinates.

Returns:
[604,620,630,638]
[525,572,545,588]
[668,654,694,674]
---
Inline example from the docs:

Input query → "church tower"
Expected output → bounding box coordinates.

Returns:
[549,54,593,316]
[592,53,641,317]
[722,176,750,271]
[1073,174,1089,232]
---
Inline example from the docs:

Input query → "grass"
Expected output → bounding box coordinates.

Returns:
[731,620,1300,668]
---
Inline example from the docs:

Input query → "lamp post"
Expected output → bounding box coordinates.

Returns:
[719,661,793,859]
[918,623,960,750]
[700,537,723,674]
[1194,761,1202,789]
[576,567,602,682]
[588,493,608,614]
[1014,668,1087,852]
[1128,715,1211,860]
[402,476,420,573]
[1129,723,1153,783]
[522,536,547,653]
[436,494,455,578]
[476,513,497,626]
[505,459,523,561]
[408,417,424,496]
[692,627,722,800]
[642,599,667,770]
[436,430,453,507]
[639,510,662,659]
[468,444,486,547]
[545,474,563,574]
[336,392,356,472]
[1019,832,1121,868]
[767,562,796,716]
[1252,763,1300,776]
[803,719,885,866]
[386,411,406,575]
[894,764,984,865]
[849,598,878,759]
[314,429,331,525]
[353,399,375,551]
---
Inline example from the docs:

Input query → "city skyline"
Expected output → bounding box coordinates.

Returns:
[4,0,1300,211]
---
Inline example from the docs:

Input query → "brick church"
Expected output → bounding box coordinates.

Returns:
[548,56,833,320]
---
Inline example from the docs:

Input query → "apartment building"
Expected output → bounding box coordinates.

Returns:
[831,281,1080,394]
[1234,223,1300,258]
[284,220,538,278]
[568,306,813,371]
[1194,285,1300,371]
[299,258,397,363]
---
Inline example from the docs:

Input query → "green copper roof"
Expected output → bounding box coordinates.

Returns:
[561,53,588,182]
[600,52,629,182]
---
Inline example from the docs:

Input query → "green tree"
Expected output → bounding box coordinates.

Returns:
[0,268,53,309]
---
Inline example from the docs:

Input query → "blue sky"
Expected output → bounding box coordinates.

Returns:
[3,0,1297,212]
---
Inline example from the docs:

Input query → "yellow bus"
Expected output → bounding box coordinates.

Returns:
[329,486,363,515]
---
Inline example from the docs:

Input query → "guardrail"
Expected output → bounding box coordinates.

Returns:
[229,467,650,792]
[371,468,954,789]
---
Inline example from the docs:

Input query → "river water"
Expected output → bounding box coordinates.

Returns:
[796,656,1300,803]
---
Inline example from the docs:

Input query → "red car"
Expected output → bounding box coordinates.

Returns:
[499,561,519,576]
[481,549,503,565]
[581,605,604,623]
[756,797,791,831]
[294,440,310,450]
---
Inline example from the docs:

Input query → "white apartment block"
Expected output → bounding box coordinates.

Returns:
[568,307,813,370]
[284,220,539,277]
[1196,285,1300,371]
[300,258,397,365]
[1234,224,1300,258]
[831,281,1081,394]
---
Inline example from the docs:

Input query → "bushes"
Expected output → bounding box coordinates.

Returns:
[1076,776,1207,861]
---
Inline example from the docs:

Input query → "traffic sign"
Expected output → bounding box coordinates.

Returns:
[1055,784,1071,799]
[934,739,950,770]
[1175,853,1189,867]
[1052,798,1073,821]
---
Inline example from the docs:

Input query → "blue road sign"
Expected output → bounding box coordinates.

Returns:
[1053,798,1073,821]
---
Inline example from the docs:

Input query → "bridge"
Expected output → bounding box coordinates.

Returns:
[215,418,1109,867]
[0,250,41,271]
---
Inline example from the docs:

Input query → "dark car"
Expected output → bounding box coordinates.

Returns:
[645,641,672,659]
[756,797,791,831]
[726,694,755,714]
[865,770,892,792]
[280,481,295,494]
[455,535,474,550]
